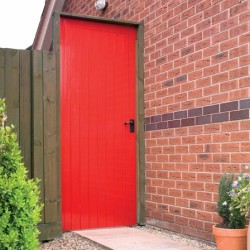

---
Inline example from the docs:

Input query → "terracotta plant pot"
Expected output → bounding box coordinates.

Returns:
[248,221,250,250]
[213,225,247,250]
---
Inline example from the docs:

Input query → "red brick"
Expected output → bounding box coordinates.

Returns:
[175,128,188,136]
[231,153,250,163]
[174,20,188,33]
[231,131,249,142]
[212,31,229,44]
[203,44,219,58]
[181,62,195,73]
[169,171,181,180]
[181,100,195,110]
[241,142,250,152]
[196,19,211,32]
[190,182,205,191]
[188,32,203,44]
[240,120,250,130]
[203,24,220,39]
[197,134,212,144]
[239,9,250,23]
[197,1,212,13]
[197,210,213,222]
[196,77,211,88]
[220,80,238,92]
[230,44,248,58]
[197,173,212,182]
[188,12,203,26]
[220,37,238,51]
[220,59,238,72]
[157,154,169,162]
[197,192,213,202]
[222,142,240,152]
[212,11,229,25]
[230,1,248,17]
[182,172,196,181]
[169,189,182,197]
[169,154,182,162]
[189,144,203,153]
[176,180,189,189]
[229,67,248,79]
[189,70,203,80]
[182,190,196,199]
[239,77,250,88]
[162,213,175,223]
[182,154,197,162]
[189,219,204,229]
[190,200,204,210]
[205,183,218,193]
[221,164,242,172]
[230,23,249,38]
[157,187,168,195]
[213,153,230,163]
[188,89,203,99]
[182,6,195,20]
[211,92,229,104]
[189,163,204,172]
[240,55,250,66]
[229,88,249,101]
[196,97,213,107]
[222,121,240,131]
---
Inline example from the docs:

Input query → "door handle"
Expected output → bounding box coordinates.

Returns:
[124,119,134,133]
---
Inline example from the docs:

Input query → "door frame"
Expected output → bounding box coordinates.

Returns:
[53,12,145,225]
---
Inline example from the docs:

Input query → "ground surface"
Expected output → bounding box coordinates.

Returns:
[40,225,216,250]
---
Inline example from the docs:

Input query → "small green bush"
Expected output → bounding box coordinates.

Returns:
[0,99,43,250]
[217,173,233,227]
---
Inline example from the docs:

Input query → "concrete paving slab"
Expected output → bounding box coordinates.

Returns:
[74,227,200,250]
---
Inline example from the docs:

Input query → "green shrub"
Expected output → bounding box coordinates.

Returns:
[217,173,234,227]
[0,98,43,249]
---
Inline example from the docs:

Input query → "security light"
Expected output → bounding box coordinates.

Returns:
[95,0,108,10]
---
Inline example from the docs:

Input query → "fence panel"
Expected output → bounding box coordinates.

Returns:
[0,48,61,241]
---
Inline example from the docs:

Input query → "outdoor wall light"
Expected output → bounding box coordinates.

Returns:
[95,0,108,10]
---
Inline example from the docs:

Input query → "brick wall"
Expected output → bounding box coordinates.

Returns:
[63,0,250,241]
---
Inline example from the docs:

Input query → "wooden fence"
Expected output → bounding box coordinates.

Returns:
[0,48,61,241]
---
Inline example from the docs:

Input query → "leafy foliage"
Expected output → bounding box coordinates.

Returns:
[0,98,43,249]
[230,168,250,218]
[217,173,246,229]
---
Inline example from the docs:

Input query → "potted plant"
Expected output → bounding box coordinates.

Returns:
[213,171,248,250]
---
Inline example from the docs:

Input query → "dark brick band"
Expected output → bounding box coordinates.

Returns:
[145,98,250,131]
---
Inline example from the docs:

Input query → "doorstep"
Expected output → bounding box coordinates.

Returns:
[74,227,200,250]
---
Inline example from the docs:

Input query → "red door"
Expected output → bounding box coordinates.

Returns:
[60,17,137,231]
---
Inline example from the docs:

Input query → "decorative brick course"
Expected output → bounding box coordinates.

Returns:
[145,99,250,131]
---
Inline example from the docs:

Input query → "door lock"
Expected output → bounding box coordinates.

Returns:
[124,119,134,133]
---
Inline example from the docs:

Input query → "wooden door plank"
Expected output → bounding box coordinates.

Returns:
[4,49,20,136]
[0,48,5,98]
[43,51,58,224]
[19,50,32,178]
[32,50,45,223]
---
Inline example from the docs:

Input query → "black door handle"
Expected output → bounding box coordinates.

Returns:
[124,119,134,133]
